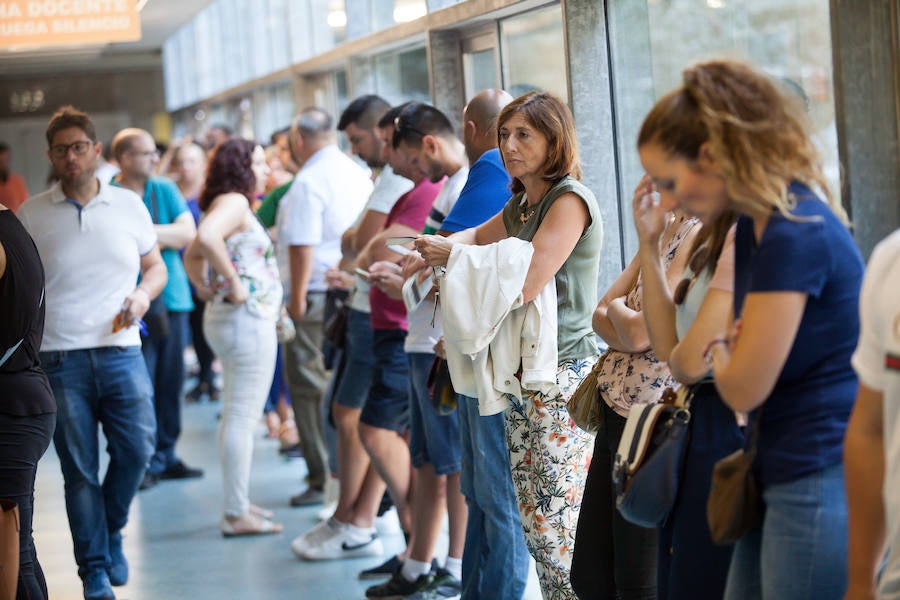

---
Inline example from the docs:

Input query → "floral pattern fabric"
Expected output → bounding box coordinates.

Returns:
[598,217,699,417]
[504,356,596,600]
[213,212,283,321]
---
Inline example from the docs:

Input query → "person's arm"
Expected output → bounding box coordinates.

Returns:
[183,238,214,301]
[288,245,314,319]
[844,383,886,600]
[357,223,421,270]
[593,255,642,351]
[0,238,6,280]
[123,246,167,321]
[155,211,196,250]
[189,193,250,303]
[352,210,389,254]
[668,289,733,383]
[707,291,806,411]
[520,192,589,303]
[413,210,509,266]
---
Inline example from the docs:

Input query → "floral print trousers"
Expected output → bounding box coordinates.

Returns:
[504,357,596,599]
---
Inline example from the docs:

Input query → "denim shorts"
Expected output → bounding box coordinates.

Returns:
[333,309,375,410]
[359,329,409,434]
[408,352,461,475]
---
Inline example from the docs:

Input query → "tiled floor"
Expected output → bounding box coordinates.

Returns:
[34,399,543,599]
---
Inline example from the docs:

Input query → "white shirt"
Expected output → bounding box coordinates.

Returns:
[851,228,900,600]
[349,165,412,313]
[18,180,157,351]
[404,166,468,353]
[276,145,372,293]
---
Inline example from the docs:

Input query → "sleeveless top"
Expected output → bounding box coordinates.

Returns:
[0,210,56,416]
[212,212,283,321]
[598,216,699,417]
[501,176,602,362]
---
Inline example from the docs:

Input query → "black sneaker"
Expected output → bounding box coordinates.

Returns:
[406,568,462,599]
[365,570,434,599]
[138,471,159,491]
[158,460,204,480]
[359,555,402,580]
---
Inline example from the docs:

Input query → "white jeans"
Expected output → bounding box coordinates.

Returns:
[204,302,277,517]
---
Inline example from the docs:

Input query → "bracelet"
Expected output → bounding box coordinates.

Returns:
[703,337,728,366]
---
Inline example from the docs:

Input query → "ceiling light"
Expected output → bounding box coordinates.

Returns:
[327,10,347,28]
[394,2,426,23]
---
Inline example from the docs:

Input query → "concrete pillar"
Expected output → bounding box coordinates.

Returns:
[427,29,465,136]
[830,0,900,258]
[561,0,626,290]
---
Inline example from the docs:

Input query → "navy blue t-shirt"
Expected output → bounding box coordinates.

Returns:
[734,182,863,485]
[439,148,511,233]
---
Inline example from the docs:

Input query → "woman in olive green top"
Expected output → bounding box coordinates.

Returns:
[415,91,602,599]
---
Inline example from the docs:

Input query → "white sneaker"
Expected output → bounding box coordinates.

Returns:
[291,517,344,556]
[375,506,402,537]
[294,521,383,561]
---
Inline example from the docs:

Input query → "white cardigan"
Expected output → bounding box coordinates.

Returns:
[440,237,559,415]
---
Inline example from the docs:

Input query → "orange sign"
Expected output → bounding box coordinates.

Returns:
[0,1,141,48]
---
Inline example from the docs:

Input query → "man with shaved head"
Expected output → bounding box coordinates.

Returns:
[444,89,532,600]
[111,128,202,492]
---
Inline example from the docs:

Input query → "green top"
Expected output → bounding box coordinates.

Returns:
[501,175,602,362]
[256,179,293,228]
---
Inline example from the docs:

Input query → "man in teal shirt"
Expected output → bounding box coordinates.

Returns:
[112,128,203,490]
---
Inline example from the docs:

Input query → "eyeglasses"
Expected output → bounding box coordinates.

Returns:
[49,140,94,158]
[394,116,427,139]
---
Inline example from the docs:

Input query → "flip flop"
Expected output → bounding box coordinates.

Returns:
[249,504,274,520]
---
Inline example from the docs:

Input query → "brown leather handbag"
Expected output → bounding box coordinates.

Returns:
[707,410,763,545]
[0,499,19,600]
[566,350,610,434]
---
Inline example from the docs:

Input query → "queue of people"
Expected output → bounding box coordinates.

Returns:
[0,57,897,600]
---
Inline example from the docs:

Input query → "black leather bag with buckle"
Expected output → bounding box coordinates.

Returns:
[612,385,697,528]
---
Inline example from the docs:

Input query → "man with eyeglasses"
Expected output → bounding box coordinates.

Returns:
[111,128,202,492]
[18,106,167,600]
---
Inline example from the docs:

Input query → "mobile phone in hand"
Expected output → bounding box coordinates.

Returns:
[355,267,371,280]
[385,236,417,246]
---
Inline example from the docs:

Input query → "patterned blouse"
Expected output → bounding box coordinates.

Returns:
[598,216,700,417]
[213,212,283,322]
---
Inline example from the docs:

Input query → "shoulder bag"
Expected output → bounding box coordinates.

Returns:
[613,384,697,528]
[566,349,610,434]
[706,408,763,545]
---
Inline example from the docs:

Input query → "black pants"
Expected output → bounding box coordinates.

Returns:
[0,412,55,600]
[571,402,658,600]
[189,296,216,387]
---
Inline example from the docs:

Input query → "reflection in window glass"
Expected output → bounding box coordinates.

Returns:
[608,0,839,257]
[374,46,431,106]
[373,0,428,31]
[499,6,567,100]
[464,49,498,100]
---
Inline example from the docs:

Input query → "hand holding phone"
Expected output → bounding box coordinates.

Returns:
[385,236,417,246]
[355,267,371,280]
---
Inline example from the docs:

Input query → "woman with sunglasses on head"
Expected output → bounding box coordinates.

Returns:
[637,59,863,599]
[634,183,743,599]
[184,138,284,537]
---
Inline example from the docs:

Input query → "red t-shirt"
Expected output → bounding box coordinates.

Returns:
[370,177,443,330]
[0,174,30,213]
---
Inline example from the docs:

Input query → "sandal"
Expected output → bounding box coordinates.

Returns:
[221,513,283,537]
[249,504,274,520]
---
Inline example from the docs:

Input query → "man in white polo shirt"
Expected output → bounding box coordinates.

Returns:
[18,106,167,600]
[276,107,372,506]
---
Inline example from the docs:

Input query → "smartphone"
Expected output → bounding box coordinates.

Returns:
[385,236,417,246]
[387,244,413,256]
[354,267,370,280]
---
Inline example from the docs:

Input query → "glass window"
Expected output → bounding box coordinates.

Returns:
[374,46,431,105]
[499,5,567,100]
[373,0,428,30]
[608,0,840,258]
[464,49,498,100]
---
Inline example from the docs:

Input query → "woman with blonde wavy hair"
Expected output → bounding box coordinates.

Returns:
[636,59,863,599]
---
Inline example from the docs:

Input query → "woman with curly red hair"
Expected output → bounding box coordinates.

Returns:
[184,138,284,536]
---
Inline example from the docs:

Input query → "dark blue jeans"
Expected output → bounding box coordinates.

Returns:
[458,394,529,600]
[142,310,189,474]
[40,346,156,578]
[0,412,55,599]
